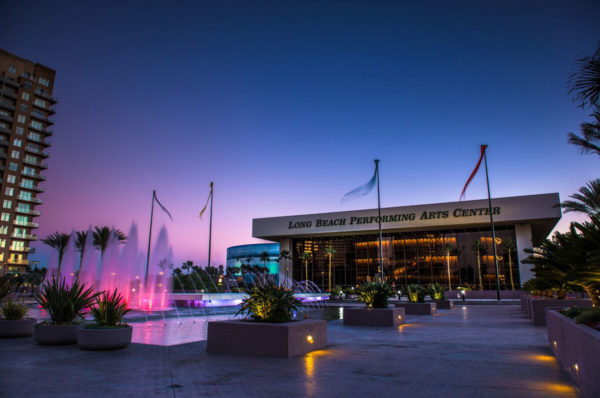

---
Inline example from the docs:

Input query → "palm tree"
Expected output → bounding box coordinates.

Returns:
[93,226,127,258]
[567,43,600,155]
[561,178,600,216]
[181,260,194,274]
[324,246,336,292]
[300,251,312,290]
[471,240,486,290]
[442,243,455,290]
[42,232,70,277]
[259,251,270,270]
[74,230,89,279]
[568,43,600,112]
[278,250,291,289]
[568,112,600,156]
[502,237,517,290]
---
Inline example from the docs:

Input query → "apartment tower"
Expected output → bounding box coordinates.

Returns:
[0,49,54,275]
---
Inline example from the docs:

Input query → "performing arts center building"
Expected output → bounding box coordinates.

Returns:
[252,193,561,291]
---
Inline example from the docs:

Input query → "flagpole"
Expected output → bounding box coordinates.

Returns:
[145,190,155,284]
[483,151,501,301]
[207,183,213,268]
[375,159,384,282]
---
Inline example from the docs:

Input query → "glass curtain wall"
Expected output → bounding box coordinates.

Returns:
[292,226,518,291]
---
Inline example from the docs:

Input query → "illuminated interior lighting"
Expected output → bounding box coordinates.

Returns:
[306,335,314,344]
[553,341,557,348]
[573,363,579,372]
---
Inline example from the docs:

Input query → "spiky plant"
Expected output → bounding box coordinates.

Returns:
[0,278,11,300]
[1,298,29,320]
[237,283,300,323]
[356,281,394,308]
[407,284,428,303]
[35,277,99,325]
[430,283,445,300]
[89,289,131,327]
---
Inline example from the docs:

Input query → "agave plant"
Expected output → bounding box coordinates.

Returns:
[356,281,395,308]
[1,298,29,320]
[35,277,99,325]
[237,283,300,323]
[429,283,445,300]
[89,289,131,327]
[407,284,428,303]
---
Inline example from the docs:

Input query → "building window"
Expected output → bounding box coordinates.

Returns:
[21,92,30,101]
[1,213,10,222]
[19,104,28,112]
[11,151,20,159]
[22,72,30,79]
[24,81,32,89]
[3,200,12,209]
[17,115,26,124]
[0,226,7,235]
[13,139,22,147]
[15,127,24,135]
[33,98,46,108]
[38,77,50,87]
[19,191,32,201]
[28,132,41,141]
[23,167,35,176]
[7,174,16,184]
[5,188,14,196]
[9,162,18,171]
[24,155,36,163]
[30,120,43,130]
[20,179,33,188]
[0,239,6,248]
[8,65,17,74]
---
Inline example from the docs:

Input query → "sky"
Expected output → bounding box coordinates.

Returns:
[2,0,600,268]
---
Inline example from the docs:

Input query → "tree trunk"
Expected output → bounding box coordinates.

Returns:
[508,252,515,290]
[584,284,600,307]
[446,251,452,290]
[476,250,483,290]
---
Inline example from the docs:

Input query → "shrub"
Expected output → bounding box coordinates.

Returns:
[1,298,28,320]
[330,285,343,296]
[0,278,12,300]
[35,277,99,325]
[560,306,584,319]
[575,308,600,328]
[88,289,131,327]
[430,283,445,300]
[237,283,300,323]
[407,284,427,303]
[343,287,356,296]
[357,282,395,308]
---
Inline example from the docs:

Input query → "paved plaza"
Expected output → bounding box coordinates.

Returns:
[0,305,579,397]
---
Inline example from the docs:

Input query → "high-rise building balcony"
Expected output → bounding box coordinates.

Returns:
[0,88,18,99]
[30,112,54,125]
[0,126,11,136]
[0,113,13,123]
[9,246,35,253]
[13,220,39,228]
[0,151,6,160]
[19,183,44,192]
[0,99,15,111]
[17,196,43,204]
[26,134,51,147]
[21,171,46,181]
[24,146,49,158]
[22,158,48,169]
[0,76,19,88]
[34,88,57,103]
[15,207,41,216]
[11,233,37,240]
[6,259,34,266]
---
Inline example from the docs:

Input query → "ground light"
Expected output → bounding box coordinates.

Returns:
[306,335,314,344]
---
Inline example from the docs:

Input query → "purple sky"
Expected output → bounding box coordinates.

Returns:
[2,1,600,267]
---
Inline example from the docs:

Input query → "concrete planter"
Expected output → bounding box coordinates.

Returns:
[395,302,437,315]
[527,298,591,326]
[77,325,133,350]
[343,307,405,327]
[207,319,326,357]
[435,300,453,310]
[546,310,600,398]
[34,324,80,345]
[0,318,36,338]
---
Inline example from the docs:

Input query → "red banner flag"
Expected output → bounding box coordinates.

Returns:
[460,145,487,200]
